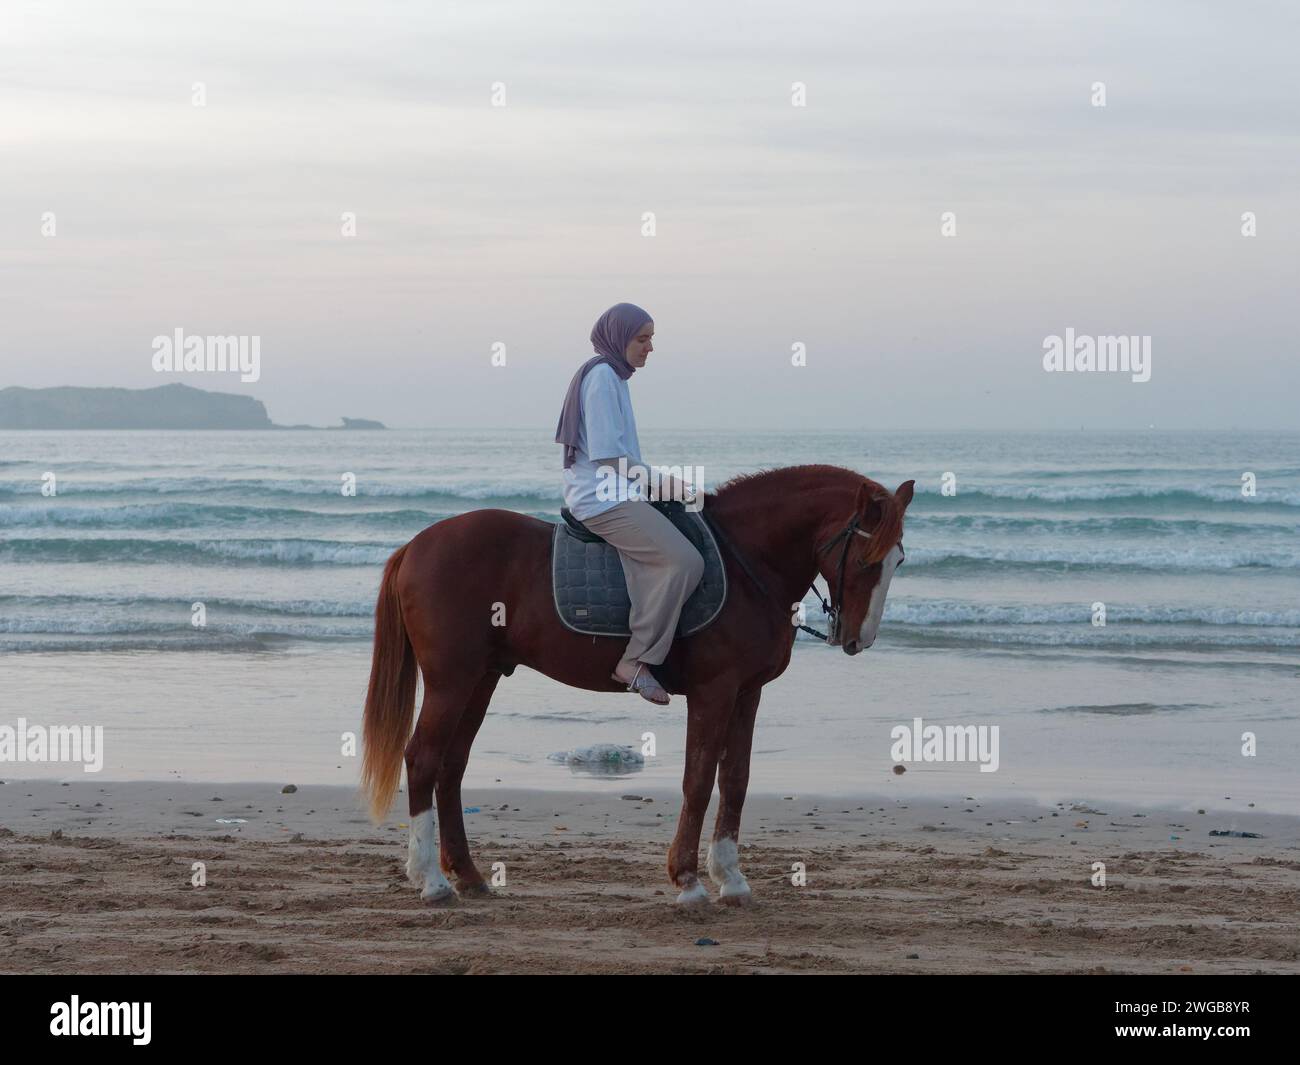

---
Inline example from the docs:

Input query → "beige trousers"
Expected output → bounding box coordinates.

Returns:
[580,499,705,669]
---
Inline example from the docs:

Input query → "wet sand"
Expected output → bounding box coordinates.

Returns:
[2,780,1298,974]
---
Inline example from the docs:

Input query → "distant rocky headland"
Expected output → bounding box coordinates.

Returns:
[0,384,386,430]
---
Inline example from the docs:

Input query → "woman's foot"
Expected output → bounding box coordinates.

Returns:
[612,661,670,705]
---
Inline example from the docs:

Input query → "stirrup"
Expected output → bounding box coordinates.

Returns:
[613,663,671,705]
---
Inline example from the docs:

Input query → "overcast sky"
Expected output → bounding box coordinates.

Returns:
[1,0,1296,430]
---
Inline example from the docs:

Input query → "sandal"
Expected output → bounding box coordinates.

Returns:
[611,662,671,706]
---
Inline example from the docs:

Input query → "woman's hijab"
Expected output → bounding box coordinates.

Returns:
[554,302,652,469]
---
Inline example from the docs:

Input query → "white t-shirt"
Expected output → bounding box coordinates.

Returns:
[562,363,646,520]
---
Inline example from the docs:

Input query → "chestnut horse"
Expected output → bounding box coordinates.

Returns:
[361,464,914,905]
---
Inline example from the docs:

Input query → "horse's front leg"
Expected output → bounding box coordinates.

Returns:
[667,683,735,904]
[707,686,761,905]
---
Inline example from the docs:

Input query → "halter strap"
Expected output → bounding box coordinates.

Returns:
[803,516,871,642]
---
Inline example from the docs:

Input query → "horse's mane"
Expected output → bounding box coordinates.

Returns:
[713,463,861,498]
[710,464,904,564]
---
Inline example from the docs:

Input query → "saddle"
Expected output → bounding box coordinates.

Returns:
[552,500,727,638]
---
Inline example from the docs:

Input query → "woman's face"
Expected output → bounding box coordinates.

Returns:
[624,322,654,367]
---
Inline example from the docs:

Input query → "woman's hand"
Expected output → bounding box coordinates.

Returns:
[653,470,696,504]
[593,458,695,504]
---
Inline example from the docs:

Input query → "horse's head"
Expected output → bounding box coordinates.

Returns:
[825,479,914,655]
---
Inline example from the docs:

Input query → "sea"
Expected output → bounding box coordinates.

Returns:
[2,428,1297,813]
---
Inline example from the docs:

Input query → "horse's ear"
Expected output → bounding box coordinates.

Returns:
[857,481,887,527]
[855,480,871,513]
[895,480,915,509]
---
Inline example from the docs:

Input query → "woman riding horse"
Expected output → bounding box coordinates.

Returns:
[554,302,703,706]
[362,334,915,903]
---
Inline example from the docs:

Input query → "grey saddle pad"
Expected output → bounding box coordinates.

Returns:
[551,501,727,638]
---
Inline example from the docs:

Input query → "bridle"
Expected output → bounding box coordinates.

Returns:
[700,506,882,645]
[801,514,875,644]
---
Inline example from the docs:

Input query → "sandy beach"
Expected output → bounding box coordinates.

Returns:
[2,779,1297,975]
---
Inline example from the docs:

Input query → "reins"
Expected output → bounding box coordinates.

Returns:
[702,503,872,645]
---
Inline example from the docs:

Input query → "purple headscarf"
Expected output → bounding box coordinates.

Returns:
[555,302,653,469]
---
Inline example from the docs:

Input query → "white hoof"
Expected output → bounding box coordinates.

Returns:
[716,879,752,902]
[406,809,453,899]
[420,875,456,903]
[707,837,751,900]
[675,880,710,905]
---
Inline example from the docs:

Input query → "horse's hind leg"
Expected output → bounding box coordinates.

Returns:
[434,669,501,897]
[405,671,480,903]
[707,687,761,905]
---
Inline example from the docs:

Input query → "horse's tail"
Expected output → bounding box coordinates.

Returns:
[361,543,417,823]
